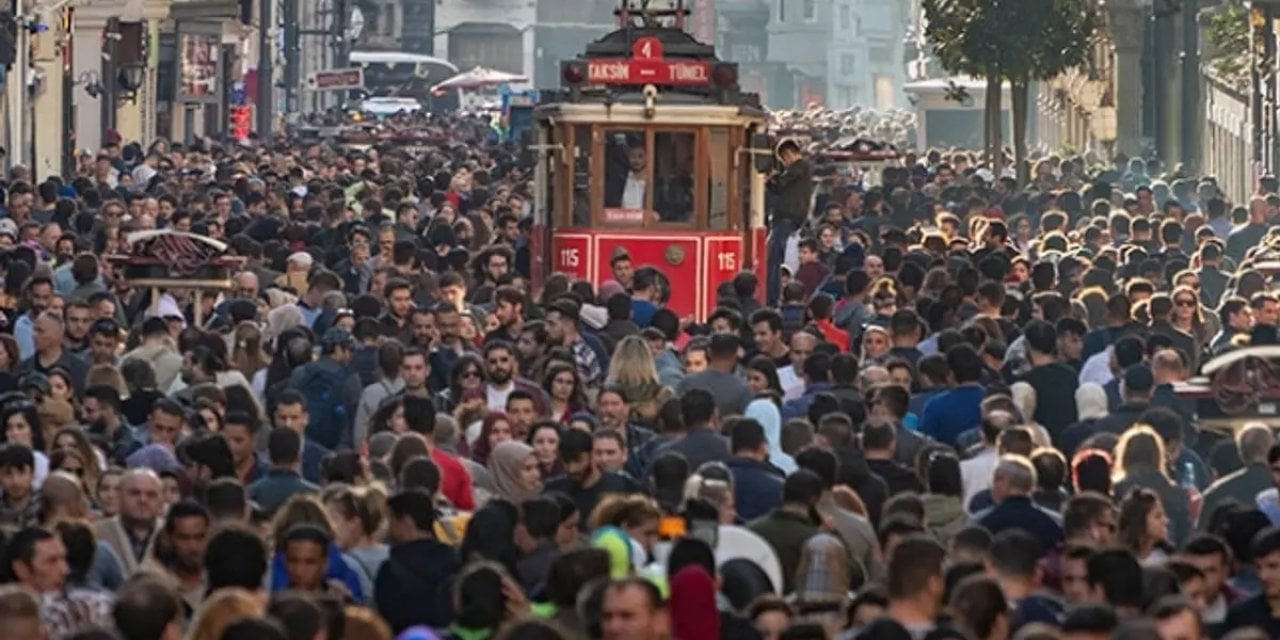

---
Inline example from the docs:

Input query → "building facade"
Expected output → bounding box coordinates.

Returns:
[435,0,536,78]
[765,0,906,109]
[532,0,615,89]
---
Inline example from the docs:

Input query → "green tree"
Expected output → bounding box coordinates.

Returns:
[1206,1,1249,91]
[924,0,1097,184]
[923,0,1011,173]
[1005,0,1098,185]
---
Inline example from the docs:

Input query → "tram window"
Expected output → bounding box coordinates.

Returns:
[653,132,696,223]
[707,128,730,230]
[603,131,648,216]
[572,125,593,226]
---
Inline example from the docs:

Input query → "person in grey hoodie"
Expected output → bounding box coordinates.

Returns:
[354,341,406,445]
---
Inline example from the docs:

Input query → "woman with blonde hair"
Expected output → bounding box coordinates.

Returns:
[185,587,263,640]
[231,321,271,382]
[321,484,389,590]
[605,335,672,426]
[343,605,392,640]
[1112,425,1192,546]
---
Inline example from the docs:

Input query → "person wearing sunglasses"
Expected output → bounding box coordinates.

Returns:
[1147,293,1201,376]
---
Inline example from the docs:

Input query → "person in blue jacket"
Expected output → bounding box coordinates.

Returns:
[270,523,366,604]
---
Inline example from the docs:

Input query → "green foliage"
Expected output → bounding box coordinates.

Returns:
[922,0,1098,181]
[1206,1,1250,91]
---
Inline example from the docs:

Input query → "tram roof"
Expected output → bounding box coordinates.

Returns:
[548,21,761,111]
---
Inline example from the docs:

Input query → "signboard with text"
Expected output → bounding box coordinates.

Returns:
[308,68,365,91]
[586,36,711,86]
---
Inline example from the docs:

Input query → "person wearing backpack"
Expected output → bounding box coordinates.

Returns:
[286,327,364,451]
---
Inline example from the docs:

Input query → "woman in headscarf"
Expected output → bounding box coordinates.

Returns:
[745,397,794,474]
[486,440,542,504]
[669,566,721,640]
[1060,383,1108,456]
[790,533,852,636]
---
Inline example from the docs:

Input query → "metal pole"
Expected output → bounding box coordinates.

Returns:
[283,0,298,115]
[102,17,117,141]
[257,0,273,136]
[7,0,27,167]
[332,0,347,111]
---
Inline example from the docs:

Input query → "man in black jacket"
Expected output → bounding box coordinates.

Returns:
[765,139,813,304]
[376,489,462,634]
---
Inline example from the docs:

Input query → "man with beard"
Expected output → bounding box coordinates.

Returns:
[543,428,641,526]
[463,341,549,415]
[14,276,55,360]
[87,318,121,366]
[83,385,141,465]
[410,307,438,350]
[380,278,415,344]
[144,500,209,614]
[515,321,549,379]
[221,410,268,486]
[485,286,525,345]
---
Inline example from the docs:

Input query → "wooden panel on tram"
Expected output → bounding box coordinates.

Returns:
[551,234,592,282]
[595,234,702,319]
[703,236,744,318]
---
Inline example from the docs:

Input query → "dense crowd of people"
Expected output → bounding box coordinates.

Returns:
[0,111,1274,640]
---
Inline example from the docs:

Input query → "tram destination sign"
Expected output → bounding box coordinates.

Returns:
[586,36,711,86]
[587,59,711,86]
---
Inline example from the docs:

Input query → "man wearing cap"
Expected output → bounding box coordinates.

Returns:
[284,327,363,450]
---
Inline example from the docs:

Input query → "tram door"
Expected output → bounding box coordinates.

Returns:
[541,120,762,319]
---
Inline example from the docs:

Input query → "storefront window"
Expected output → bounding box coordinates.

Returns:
[177,33,219,100]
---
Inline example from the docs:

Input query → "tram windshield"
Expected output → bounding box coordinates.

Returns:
[551,122,754,231]
[602,130,696,224]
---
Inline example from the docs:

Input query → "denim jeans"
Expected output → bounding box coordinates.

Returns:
[766,217,797,305]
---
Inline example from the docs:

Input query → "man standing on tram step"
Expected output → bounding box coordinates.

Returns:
[766,139,814,305]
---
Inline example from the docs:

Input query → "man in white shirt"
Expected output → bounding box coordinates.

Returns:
[960,410,1014,509]
[621,146,647,209]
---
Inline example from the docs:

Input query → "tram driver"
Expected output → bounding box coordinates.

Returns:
[604,144,649,210]
[604,134,694,222]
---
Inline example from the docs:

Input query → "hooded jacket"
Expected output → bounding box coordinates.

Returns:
[375,538,463,633]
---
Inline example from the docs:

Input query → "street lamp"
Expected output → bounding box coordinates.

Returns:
[116,63,144,102]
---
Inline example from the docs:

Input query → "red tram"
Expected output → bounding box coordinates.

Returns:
[531,1,772,320]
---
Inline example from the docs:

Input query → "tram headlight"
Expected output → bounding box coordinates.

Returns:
[712,63,738,89]
[562,63,585,87]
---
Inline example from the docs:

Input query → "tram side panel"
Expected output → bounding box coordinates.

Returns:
[595,234,703,321]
